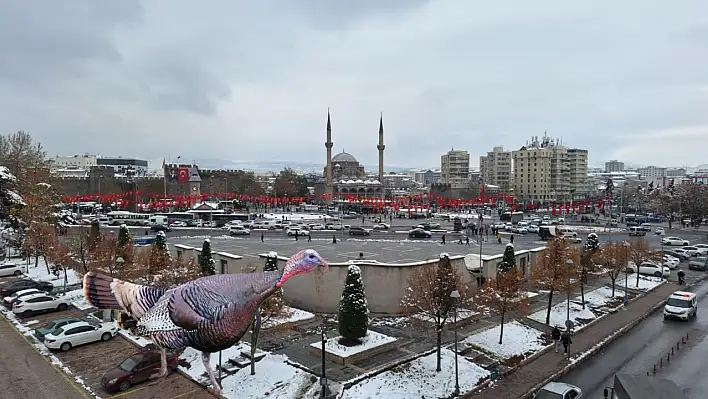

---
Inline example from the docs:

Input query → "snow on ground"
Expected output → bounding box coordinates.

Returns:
[263,307,315,329]
[463,321,548,359]
[341,348,490,399]
[180,344,317,399]
[118,329,154,347]
[311,331,396,358]
[370,317,408,328]
[576,286,624,311]
[529,300,597,332]
[617,275,665,291]
[57,288,94,310]
[24,260,81,287]
[412,309,478,323]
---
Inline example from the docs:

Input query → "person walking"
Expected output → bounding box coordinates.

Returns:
[561,331,572,356]
[332,234,337,244]
[441,234,446,245]
[510,234,515,244]
[551,326,561,353]
[307,233,312,243]
[260,233,264,243]
[465,236,470,246]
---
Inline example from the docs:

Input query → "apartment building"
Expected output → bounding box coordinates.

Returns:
[479,146,512,191]
[604,160,624,173]
[568,149,588,198]
[440,149,470,189]
[637,165,667,179]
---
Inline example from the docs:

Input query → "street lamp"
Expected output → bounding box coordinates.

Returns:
[450,290,461,396]
[565,258,574,357]
[320,327,328,399]
[623,241,630,306]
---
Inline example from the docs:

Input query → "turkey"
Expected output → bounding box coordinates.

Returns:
[83,249,327,395]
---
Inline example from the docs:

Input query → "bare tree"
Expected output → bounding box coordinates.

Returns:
[474,268,530,344]
[531,238,575,325]
[400,255,468,372]
[596,242,628,297]
[627,238,662,287]
[676,183,708,227]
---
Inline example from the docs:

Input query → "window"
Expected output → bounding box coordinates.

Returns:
[565,390,579,399]
[65,327,82,335]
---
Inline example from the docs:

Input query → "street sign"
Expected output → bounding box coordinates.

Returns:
[565,319,574,330]
[320,377,328,386]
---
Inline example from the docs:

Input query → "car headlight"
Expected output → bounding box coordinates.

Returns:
[108,378,117,384]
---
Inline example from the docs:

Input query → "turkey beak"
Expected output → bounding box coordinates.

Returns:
[318,257,329,273]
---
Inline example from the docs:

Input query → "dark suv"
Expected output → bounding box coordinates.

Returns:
[0,280,54,297]
[349,227,370,236]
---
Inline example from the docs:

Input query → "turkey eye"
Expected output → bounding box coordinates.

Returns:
[309,254,315,259]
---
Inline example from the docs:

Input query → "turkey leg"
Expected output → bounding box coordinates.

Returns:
[250,311,262,375]
[158,347,168,377]
[202,351,222,396]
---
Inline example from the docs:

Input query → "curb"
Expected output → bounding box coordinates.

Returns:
[520,274,708,398]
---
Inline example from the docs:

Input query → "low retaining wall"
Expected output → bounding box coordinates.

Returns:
[310,339,402,366]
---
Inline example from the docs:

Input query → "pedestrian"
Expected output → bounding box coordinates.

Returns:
[145,230,148,236]
[510,234,514,244]
[260,233,264,243]
[476,276,481,287]
[465,236,470,246]
[308,234,312,243]
[561,331,572,356]
[358,252,364,260]
[441,234,446,245]
[332,234,337,244]
[551,326,561,353]
[497,233,502,244]
[295,233,298,241]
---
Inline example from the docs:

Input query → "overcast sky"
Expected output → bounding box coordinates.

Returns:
[1,1,707,170]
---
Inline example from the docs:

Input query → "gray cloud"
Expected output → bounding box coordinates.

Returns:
[1,0,707,168]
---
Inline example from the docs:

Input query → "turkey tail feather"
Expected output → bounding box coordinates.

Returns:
[83,271,166,319]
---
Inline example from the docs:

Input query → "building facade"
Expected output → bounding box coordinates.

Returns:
[52,154,148,176]
[479,146,512,191]
[440,149,470,189]
[567,148,589,198]
[414,169,440,186]
[604,160,625,173]
[637,165,667,179]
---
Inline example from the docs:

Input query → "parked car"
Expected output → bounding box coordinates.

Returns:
[102,350,181,393]
[626,262,670,278]
[681,246,708,257]
[662,255,680,270]
[664,249,690,261]
[3,288,46,308]
[286,227,310,236]
[44,321,118,351]
[662,236,690,246]
[0,279,54,297]
[12,293,71,316]
[689,257,708,271]
[150,224,171,233]
[348,227,370,236]
[229,226,251,236]
[655,227,665,235]
[34,317,100,341]
[534,382,583,399]
[372,223,390,230]
[408,228,432,239]
[0,262,23,277]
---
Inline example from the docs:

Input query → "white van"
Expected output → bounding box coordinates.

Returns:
[149,215,168,226]
[664,291,697,321]
[628,226,646,236]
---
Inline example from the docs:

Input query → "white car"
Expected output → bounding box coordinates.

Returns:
[229,226,251,236]
[308,223,326,231]
[534,382,583,399]
[662,255,680,270]
[662,237,690,246]
[44,321,118,351]
[286,228,310,236]
[504,223,513,231]
[664,291,697,321]
[563,235,582,244]
[626,262,670,278]
[12,293,71,316]
[0,262,24,277]
[655,227,665,235]
[3,288,44,307]
[682,246,708,257]
[170,221,187,227]
[372,223,390,230]
[526,224,540,233]
[511,226,528,234]
[694,244,708,251]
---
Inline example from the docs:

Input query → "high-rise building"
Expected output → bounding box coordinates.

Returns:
[440,149,470,189]
[604,160,624,173]
[479,146,512,191]
[512,135,588,202]
[637,166,666,179]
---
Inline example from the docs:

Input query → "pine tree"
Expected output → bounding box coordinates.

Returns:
[498,244,516,273]
[585,233,600,252]
[199,239,216,276]
[147,231,170,283]
[89,220,100,250]
[118,224,130,248]
[153,231,167,251]
[338,265,369,344]
[264,251,279,271]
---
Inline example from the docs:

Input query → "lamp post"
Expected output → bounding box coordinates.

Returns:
[320,327,327,399]
[450,290,461,396]
[565,258,574,357]
[623,241,630,306]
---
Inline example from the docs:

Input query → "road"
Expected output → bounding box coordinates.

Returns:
[0,313,90,399]
[562,281,708,398]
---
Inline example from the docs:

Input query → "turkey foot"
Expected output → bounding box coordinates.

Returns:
[202,351,222,395]
[158,347,168,377]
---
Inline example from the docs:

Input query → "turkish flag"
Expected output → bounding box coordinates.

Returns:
[177,168,190,183]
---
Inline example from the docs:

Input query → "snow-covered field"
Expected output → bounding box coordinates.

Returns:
[463,321,549,359]
[412,309,478,324]
[311,331,396,358]
[263,307,315,329]
[341,348,490,399]
[576,286,624,312]
[24,260,81,287]
[179,344,319,398]
[616,275,665,291]
[529,300,597,332]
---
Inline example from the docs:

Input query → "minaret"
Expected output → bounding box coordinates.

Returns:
[325,109,333,195]
[377,113,385,184]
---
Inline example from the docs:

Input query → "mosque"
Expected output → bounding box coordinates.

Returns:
[314,111,385,199]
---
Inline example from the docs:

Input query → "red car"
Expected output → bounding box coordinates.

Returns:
[101,350,180,392]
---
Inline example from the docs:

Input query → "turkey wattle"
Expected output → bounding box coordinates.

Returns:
[83,249,328,395]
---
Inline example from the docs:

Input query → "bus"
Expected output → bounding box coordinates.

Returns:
[107,211,150,226]
[500,211,524,224]
[210,213,253,227]
[153,212,197,225]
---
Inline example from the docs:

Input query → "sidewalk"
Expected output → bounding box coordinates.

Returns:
[469,282,677,399]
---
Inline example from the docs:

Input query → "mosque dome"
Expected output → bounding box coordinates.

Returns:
[332,151,358,164]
